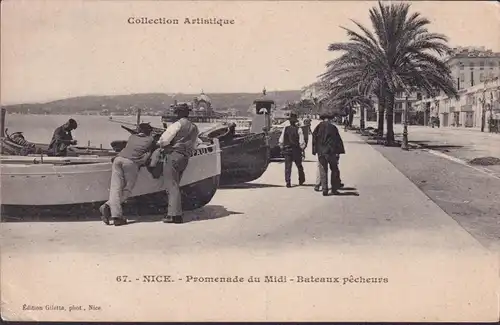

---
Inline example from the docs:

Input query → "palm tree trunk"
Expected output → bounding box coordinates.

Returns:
[360,105,365,130]
[348,107,354,127]
[385,92,395,145]
[377,93,385,137]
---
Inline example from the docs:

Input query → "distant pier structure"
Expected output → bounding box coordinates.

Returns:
[161,92,228,124]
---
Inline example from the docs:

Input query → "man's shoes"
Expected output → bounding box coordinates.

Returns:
[163,215,183,224]
[314,185,321,192]
[99,203,111,225]
[112,217,127,227]
[322,190,329,196]
[339,182,345,188]
[286,183,292,188]
[299,180,305,186]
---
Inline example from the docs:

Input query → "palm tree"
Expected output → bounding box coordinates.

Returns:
[320,1,458,144]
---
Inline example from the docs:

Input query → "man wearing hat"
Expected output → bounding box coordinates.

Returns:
[100,122,156,226]
[279,112,306,187]
[48,118,78,156]
[312,113,345,196]
[157,104,200,224]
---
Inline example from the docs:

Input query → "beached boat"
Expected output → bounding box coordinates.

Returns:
[0,139,221,212]
[198,123,270,185]
[111,123,270,186]
[0,129,116,157]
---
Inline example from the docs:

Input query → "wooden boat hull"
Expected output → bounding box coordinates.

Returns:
[0,136,116,157]
[217,132,270,186]
[0,141,221,208]
[1,174,220,218]
[268,129,283,158]
[199,124,271,185]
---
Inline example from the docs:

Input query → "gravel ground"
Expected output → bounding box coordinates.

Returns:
[370,143,500,252]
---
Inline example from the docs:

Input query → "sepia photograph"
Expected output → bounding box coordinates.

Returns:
[1,0,499,322]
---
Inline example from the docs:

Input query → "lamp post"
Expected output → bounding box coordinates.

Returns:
[481,89,486,132]
[401,95,409,150]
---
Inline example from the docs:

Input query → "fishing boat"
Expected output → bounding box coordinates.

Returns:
[0,138,221,214]
[198,123,270,186]
[0,129,116,157]
[110,122,270,186]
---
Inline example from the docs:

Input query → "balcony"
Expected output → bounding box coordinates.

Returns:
[460,104,473,112]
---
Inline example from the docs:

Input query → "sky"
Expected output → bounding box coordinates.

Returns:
[1,0,499,105]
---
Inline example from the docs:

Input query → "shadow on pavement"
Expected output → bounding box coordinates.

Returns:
[0,204,239,224]
[339,187,357,191]
[127,205,243,224]
[327,191,360,197]
[220,183,284,189]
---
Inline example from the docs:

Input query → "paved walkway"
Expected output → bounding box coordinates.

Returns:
[1,122,497,322]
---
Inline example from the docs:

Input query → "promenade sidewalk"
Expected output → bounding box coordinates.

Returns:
[1,121,497,322]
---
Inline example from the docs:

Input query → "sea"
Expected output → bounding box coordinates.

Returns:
[3,114,216,149]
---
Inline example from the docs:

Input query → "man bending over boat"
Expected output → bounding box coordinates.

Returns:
[99,123,156,226]
[47,118,78,156]
[157,105,200,224]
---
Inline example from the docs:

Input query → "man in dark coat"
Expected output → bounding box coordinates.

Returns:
[312,114,345,196]
[47,119,78,156]
[279,113,306,187]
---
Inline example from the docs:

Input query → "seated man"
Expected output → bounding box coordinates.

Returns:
[47,118,78,156]
[99,123,156,226]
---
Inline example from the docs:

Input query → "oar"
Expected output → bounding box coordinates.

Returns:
[108,118,166,134]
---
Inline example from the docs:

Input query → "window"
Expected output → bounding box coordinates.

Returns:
[471,71,474,86]
[480,73,484,82]
[459,62,464,70]
[460,73,465,82]
[480,61,485,70]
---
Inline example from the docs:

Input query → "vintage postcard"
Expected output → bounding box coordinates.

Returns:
[1,0,499,322]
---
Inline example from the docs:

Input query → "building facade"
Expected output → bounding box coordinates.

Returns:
[412,47,500,130]
[414,76,500,130]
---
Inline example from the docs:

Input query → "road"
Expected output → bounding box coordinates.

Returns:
[1,123,498,322]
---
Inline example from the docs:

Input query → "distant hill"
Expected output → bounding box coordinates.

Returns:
[1,91,302,116]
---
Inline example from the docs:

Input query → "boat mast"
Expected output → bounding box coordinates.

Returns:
[136,108,141,129]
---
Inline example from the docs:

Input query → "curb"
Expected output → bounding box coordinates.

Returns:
[355,130,500,181]
[423,149,500,180]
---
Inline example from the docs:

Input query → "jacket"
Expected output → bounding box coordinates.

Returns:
[312,121,345,156]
